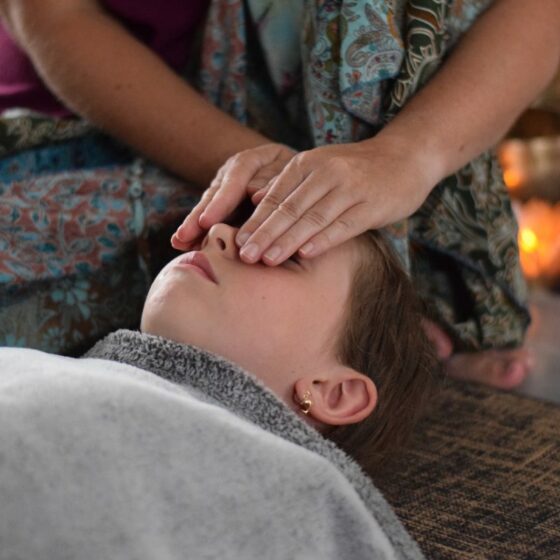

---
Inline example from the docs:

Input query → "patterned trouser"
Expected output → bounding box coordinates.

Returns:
[0,118,200,354]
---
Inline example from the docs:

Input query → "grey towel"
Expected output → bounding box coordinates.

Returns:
[0,329,424,560]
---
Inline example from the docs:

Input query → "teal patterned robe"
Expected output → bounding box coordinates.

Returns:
[199,0,530,351]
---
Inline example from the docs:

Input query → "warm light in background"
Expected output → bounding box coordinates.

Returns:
[498,137,560,199]
[515,200,560,282]
[499,136,560,284]
[499,140,529,192]
[503,168,523,190]
[519,228,539,253]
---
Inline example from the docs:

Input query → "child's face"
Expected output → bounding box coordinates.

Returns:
[141,223,360,402]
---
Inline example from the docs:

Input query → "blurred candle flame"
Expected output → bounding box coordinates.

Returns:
[515,201,560,282]
[519,228,539,253]
[504,169,523,190]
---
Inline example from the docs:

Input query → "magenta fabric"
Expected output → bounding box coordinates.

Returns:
[0,0,208,117]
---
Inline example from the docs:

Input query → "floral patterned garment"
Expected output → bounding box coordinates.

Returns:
[199,0,530,351]
[0,116,200,354]
[0,146,195,286]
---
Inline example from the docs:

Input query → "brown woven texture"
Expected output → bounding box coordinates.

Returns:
[376,379,560,560]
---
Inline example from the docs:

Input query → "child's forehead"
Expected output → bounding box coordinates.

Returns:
[314,236,365,271]
[347,233,379,270]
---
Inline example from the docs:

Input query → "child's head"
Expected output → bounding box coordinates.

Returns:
[328,230,436,471]
[141,222,435,472]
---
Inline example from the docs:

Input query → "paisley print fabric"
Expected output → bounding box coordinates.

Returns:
[0,116,200,354]
[0,248,149,355]
[384,0,529,349]
[199,0,530,350]
[0,155,197,286]
[0,111,94,157]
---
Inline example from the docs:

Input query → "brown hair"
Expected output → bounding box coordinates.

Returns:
[327,230,437,474]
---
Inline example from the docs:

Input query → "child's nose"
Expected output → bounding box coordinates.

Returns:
[204,223,239,257]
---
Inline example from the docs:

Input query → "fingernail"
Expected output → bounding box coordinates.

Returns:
[240,242,259,261]
[236,232,251,247]
[171,234,188,248]
[264,246,282,262]
[300,242,314,256]
[175,228,186,241]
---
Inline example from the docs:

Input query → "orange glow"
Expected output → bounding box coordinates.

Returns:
[498,140,529,192]
[516,201,560,282]
[519,228,538,253]
[503,169,523,190]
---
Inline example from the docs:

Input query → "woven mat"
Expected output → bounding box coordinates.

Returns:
[376,379,560,559]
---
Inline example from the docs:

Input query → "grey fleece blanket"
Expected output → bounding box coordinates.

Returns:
[0,329,424,560]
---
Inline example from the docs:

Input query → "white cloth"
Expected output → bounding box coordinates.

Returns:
[0,344,410,560]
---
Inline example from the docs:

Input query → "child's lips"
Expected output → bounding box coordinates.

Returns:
[176,252,219,284]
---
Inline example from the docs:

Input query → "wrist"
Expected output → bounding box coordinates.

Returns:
[361,129,446,198]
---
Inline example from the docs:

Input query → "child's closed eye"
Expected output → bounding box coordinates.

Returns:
[286,253,303,267]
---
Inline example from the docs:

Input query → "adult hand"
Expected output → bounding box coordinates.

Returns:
[171,143,296,251]
[233,137,441,266]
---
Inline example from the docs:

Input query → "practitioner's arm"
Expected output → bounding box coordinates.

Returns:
[176,0,560,264]
[374,0,560,184]
[0,0,269,186]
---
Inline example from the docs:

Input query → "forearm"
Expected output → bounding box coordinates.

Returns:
[372,0,560,186]
[1,0,268,186]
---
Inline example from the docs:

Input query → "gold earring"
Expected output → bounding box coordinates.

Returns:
[297,390,313,415]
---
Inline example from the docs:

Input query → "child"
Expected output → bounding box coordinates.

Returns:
[0,222,434,559]
[144,221,436,468]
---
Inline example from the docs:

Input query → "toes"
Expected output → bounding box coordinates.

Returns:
[422,320,454,360]
[445,349,530,390]
[497,360,528,389]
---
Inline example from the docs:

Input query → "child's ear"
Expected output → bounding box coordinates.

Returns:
[293,368,377,426]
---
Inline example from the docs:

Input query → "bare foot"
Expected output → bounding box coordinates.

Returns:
[445,348,532,390]
[422,319,454,360]
[423,320,533,389]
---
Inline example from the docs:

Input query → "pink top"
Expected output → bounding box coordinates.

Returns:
[0,0,208,117]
